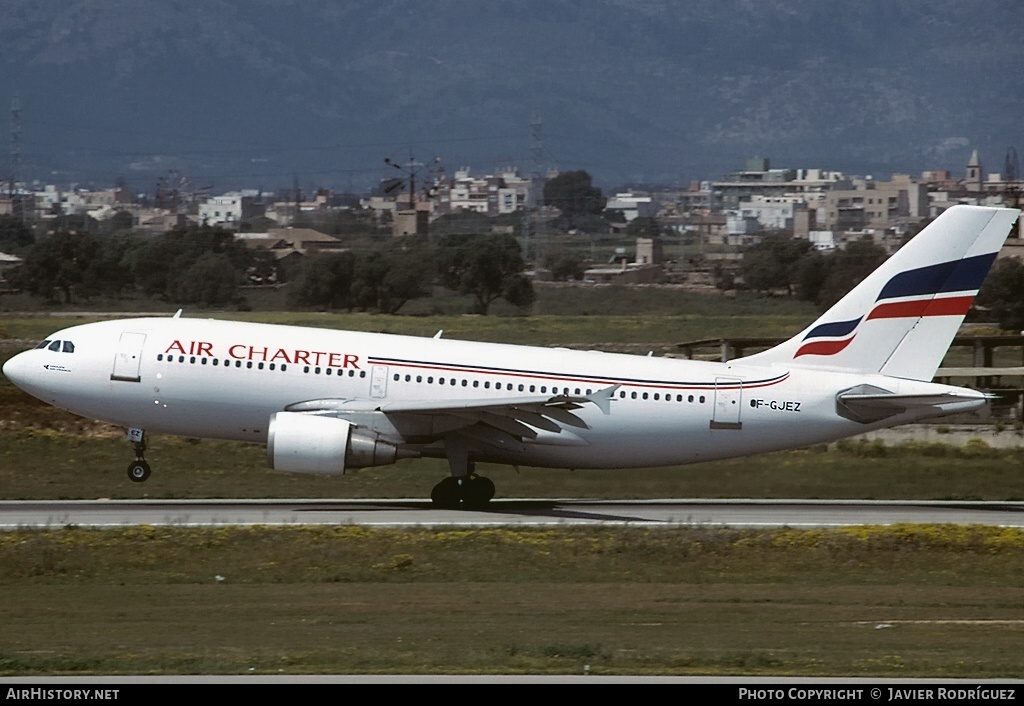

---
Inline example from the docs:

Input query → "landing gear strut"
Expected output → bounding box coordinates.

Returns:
[126,428,151,483]
[430,474,496,510]
[431,437,495,510]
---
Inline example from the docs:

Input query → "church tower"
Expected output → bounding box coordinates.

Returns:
[965,149,983,192]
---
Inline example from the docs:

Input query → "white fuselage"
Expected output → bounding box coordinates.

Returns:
[3,316,982,470]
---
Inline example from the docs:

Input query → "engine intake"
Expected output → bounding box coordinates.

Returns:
[266,411,399,475]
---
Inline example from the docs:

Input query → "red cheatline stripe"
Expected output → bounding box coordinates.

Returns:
[867,295,975,321]
[794,336,855,358]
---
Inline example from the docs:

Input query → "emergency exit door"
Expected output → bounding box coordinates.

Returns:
[710,376,742,430]
[111,332,146,383]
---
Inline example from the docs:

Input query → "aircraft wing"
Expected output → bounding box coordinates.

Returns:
[284,385,620,451]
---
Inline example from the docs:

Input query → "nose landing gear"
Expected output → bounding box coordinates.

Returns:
[126,427,151,483]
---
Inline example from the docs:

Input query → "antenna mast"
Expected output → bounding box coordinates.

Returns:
[526,110,547,263]
[383,154,441,237]
[1005,147,1019,182]
[10,95,23,223]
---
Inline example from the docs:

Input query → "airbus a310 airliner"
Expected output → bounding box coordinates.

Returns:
[3,205,1019,508]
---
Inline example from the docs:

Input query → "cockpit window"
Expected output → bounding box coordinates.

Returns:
[48,341,62,352]
[35,340,52,350]
[62,341,75,353]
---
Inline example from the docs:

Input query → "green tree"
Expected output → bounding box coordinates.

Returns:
[976,258,1024,331]
[79,234,135,298]
[104,210,135,234]
[172,253,240,307]
[128,225,252,303]
[437,233,534,314]
[811,239,889,309]
[0,215,34,254]
[543,171,605,229]
[794,249,829,303]
[430,210,492,237]
[712,263,737,291]
[128,236,180,298]
[543,248,587,281]
[287,251,356,310]
[163,225,251,272]
[247,248,280,284]
[740,233,814,295]
[11,231,100,303]
[352,242,433,314]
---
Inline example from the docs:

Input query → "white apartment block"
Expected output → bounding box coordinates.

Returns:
[46,186,132,216]
[735,195,807,231]
[199,192,265,227]
[433,167,534,216]
[713,159,847,211]
[200,195,244,225]
[604,192,658,222]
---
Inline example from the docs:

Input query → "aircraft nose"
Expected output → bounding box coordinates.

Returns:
[2,351,32,390]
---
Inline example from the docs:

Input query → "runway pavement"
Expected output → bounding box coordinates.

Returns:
[0,498,1021,529]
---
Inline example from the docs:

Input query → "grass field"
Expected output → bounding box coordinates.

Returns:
[2,429,1023,502]
[1,525,1022,677]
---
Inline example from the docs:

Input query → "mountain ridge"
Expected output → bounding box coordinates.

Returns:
[2,0,1020,191]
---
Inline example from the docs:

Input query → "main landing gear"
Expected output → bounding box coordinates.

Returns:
[431,439,495,510]
[430,474,496,511]
[126,427,151,483]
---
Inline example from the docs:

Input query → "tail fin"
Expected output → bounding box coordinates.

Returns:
[742,205,1020,380]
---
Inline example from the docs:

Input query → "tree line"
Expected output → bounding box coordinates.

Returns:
[736,223,1024,331]
[0,215,534,315]
[285,232,533,315]
[737,233,890,309]
[5,194,1023,330]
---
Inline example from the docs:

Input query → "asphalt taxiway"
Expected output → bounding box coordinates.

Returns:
[0,498,1021,529]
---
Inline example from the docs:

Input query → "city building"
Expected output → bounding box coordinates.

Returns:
[199,192,266,227]
[822,174,927,230]
[965,149,983,193]
[583,237,665,284]
[431,167,534,217]
[733,195,809,233]
[712,158,846,213]
[604,192,658,222]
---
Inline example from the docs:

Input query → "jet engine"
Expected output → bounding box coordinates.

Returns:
[266,411,399,475]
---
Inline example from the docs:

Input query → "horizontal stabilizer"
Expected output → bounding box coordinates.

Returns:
[836,384,986,424]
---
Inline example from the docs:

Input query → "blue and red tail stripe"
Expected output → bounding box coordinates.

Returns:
[794,252,997,359]
[876,252,996,301]
[794,336,856,358]
[794,316,860,359]
[866,294,975,321]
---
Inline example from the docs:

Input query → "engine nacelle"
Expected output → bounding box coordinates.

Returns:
[266,411,399,475]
